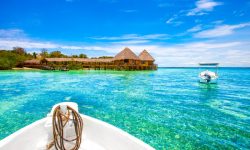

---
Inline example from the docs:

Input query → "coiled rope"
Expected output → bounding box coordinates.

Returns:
[47,105,83,150]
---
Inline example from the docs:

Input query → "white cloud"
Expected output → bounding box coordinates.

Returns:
[121,9,137,13]
[1,38,250,67]
[166,15,183,26]
[166,17,175,24]
[0,29,26,38]
[0,39,61,49]
[187,24,202,32]
[91,34,169,40]
[194,23,250,38]
[119,41,250,67]
[212,20,224,24]
[187,0,222,16]
[233,10,245,17]
[111,40,150,44]
[1,28,250,67]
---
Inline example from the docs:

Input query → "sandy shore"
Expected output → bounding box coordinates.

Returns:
[12,67,41,70]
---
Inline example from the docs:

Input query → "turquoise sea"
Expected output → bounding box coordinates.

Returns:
[0,68,249,149]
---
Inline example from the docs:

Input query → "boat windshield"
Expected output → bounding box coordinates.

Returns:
[198,63,219,74]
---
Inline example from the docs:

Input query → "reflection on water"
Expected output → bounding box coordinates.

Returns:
[198,78,250,120]
[198,82,219,99]
[0,68,250,149]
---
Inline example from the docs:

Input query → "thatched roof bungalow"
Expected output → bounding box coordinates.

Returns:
[24,59,41,64]
[112,47,144,70]
[44,58,113,63]
[139,50,155,61]
[74,58,113,63]
[23,59,42,68]
[45,58,74,62]
[25,47,157,70]
[138,50,156,69]
[114,47,139,60]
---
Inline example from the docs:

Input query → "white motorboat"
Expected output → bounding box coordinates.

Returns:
[0,102,154,150]
[198,63,219,84]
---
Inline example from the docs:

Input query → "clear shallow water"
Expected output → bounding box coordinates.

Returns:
[0,68,250,149]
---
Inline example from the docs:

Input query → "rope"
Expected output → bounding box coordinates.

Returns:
[47,105,83,150]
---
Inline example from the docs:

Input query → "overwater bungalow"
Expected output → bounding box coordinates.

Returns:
[113,47,141,70]
[23,59,42,68]
[24,48,157,70]
[139,50,155,70]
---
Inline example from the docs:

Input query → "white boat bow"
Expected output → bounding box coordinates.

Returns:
[0,103,154,150]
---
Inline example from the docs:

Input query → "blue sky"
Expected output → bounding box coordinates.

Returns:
[0,0,250,66]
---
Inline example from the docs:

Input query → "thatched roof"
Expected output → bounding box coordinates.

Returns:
[44,48,155,63]
[24,59,41,64]
[74,58,113,63]
[139,50,155,61]
[114,47,139,60]
[45,58,113,63]
[45,58,74,62]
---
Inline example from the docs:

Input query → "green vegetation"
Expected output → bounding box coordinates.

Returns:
[41,48,49,58]
[41,49,87,58]
[0,48,89,70]
[0,47,111,70]
[72,54,87,58]
[0,47,33,70]
[67,62,83,70]
[91,56,113,59]
[98,56,113,59]
[49,51,67,58]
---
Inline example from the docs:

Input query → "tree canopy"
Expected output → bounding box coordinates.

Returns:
[0,47,108,70]
[39,49,88,58]
[49,51,66,58]
[0,49,32,70]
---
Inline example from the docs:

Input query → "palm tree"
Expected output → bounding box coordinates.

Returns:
[32,52,37,58]
[41,48,49,58]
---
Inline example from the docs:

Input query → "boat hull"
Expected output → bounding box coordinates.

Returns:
[199,78,218,84]
[0,115,154,150]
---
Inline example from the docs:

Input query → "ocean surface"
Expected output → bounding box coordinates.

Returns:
[0,68,249,149]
